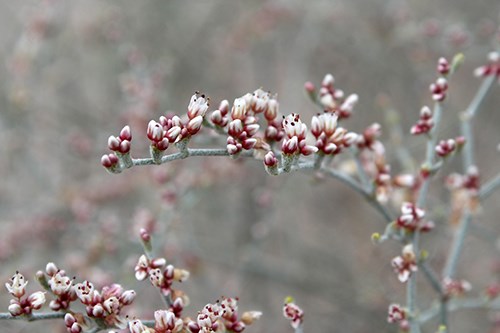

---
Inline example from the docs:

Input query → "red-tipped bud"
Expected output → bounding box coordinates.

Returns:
[437,57,450,75]
[264,151,278,167]
[101,153,119,168]
[119,125,132,141]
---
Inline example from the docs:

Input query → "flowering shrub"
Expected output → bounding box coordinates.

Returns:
[2,46,500,333]
[2,3,500,332]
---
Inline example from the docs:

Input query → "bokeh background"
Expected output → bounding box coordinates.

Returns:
[1,1,500,332]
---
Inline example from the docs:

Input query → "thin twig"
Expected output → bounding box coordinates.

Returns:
[0,312,65,320]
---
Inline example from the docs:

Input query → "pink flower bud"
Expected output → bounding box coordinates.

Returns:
[264,151,278,167]
[108,136,120,151]
[8,303,23,316]
[101,153,119,168]
[92,303,104,317]
[147,120,164,142]
[119,125,132,141]
[45,262,58,276]
[265,99,279,121]
[119,140,131,154]
[242,138,257,150]
[228,119,244,137]
[70,323,82,333]
[166,126,182,142]
[301,144,319,156]
[231,98,247,120]
[322,73,334,87]
[304,81,315,93]
[64,313,77,326]
[218,100,230,116]
[437,57,450,75]
[245,123,260,136]
[282,136,299,154]
[120,290,136,305]
[187,115,204,134]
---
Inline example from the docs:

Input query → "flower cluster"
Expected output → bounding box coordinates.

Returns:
[310,112,357,155]
[391,244,418,283]
[410,106,433,135]
[435,138,457,157]
[74,281,136,326]
[442,277,471,297]
[317,74,359,119]
[395,202,435,232]
[387,303,409,331]
[226,97,260,155]
[429,77,448,102]
[474,51,500,79]
[187,297,261,333]
[281,113,317,156]
[446,165,481,223]
[5,271,46,316]
[148,92,209,150]
[446,165,480,196]
[134,254,189,300]
[108,125,133,155]
[44,263,76,311]
[128,309,184,333]
[282,298,304,330]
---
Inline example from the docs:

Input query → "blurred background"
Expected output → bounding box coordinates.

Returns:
[1,1,500,332]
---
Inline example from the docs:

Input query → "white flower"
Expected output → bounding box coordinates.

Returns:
[5,272,28,298]
[49,272,73,296]
[28,291,46,309]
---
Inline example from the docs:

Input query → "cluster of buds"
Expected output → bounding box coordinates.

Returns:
[310,112,357,155]
[150,92,209,146]
[435,137,464,157]
[226,97,259,155]
[42,262,77,311]
[74,281,136,326]
[128,309,184,333]
[108,126,132,155]
[64,313,86,333]
[442,277,471,297]
[446,166,480,197]
[282,298,304,330]
[224,88,284,155]
[446,166,481,220]
[188,297,261,333]
[316,74,359,119]
[5,271,46,316]
[391,244,418,283]
[281,113,317,156]
[355,123,384,154]
[373,162,391,203]
[210,100,230,128]
[102,126,133,172]
[395,202,435,232]
[134,255,189,301]
[429,77,448,102]
[387,303,409,330]
[411,106,433,135]
[474,51,500,79]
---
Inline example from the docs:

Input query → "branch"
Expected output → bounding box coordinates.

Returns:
[0,312,65,321]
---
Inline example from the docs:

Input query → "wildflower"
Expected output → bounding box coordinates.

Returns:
[391,244,418,283]
[5,271,28,298]
[283,299,304,329]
